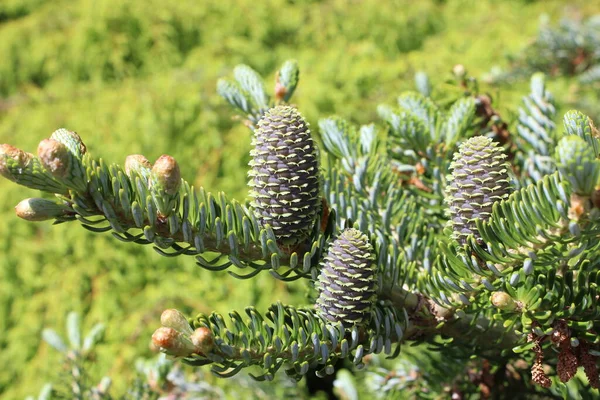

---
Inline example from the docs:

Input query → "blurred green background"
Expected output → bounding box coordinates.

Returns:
[0,0,597,397]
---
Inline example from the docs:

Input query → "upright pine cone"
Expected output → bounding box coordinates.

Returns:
[248,106,320,247]
[316,228,378,327]
[446,136,511,245]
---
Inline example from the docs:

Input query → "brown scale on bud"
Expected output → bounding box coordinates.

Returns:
[151,155,181,196]
[274,80,287,102]
[37,139,70,178]
[149,155,181,217]
[151,327,195,357]
[191,327,214,355]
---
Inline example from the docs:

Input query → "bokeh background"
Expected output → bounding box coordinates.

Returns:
[0,0,598,397]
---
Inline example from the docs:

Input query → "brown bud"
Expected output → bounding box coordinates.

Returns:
[151,155,181,195]
[151,327,195,357]
[15,198,68,221]
[160,309,193,336]
[37,139,69,178]
[191,327,214,355]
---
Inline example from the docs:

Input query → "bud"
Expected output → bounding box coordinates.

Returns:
[555,135,600,196]
[0,144,67,193]
[490,292,517,311]
[452,64,467,79]
[37,139,70,178]
[151,156,181,195]
[446,136,512,245]
[0,145,32,182]
[124,154,152,181]
[151,327,195,357]
[431,302,454,320]
[50,129,87,158]
[275,60,299,102]
[249,106,320,247]
[316,228,378,327]
[15,198,69,222]
[191,327,214,355]
[160,309,193,336]
[37,137,87,193]
[149,155,181,217]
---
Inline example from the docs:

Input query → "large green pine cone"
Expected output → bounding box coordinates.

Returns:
[316,228,378,327]
[248,106,320,246]
[446,136,511,245]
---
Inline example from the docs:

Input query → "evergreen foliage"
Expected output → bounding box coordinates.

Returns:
[3,57,600,398]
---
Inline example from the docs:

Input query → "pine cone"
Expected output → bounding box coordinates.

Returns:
[531,357,552,388]
[579,341,600,389]
[446,136,511,245]
[248,106,320,247]
[315,228,378,327]
[557,344,578,383]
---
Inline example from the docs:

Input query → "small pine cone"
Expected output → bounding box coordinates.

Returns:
[446,136,511,245]
[315,228,378,327]
[579,341,600,389]
[531,357,552,388]
[557,344,578,383]
[248,106,320,247]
